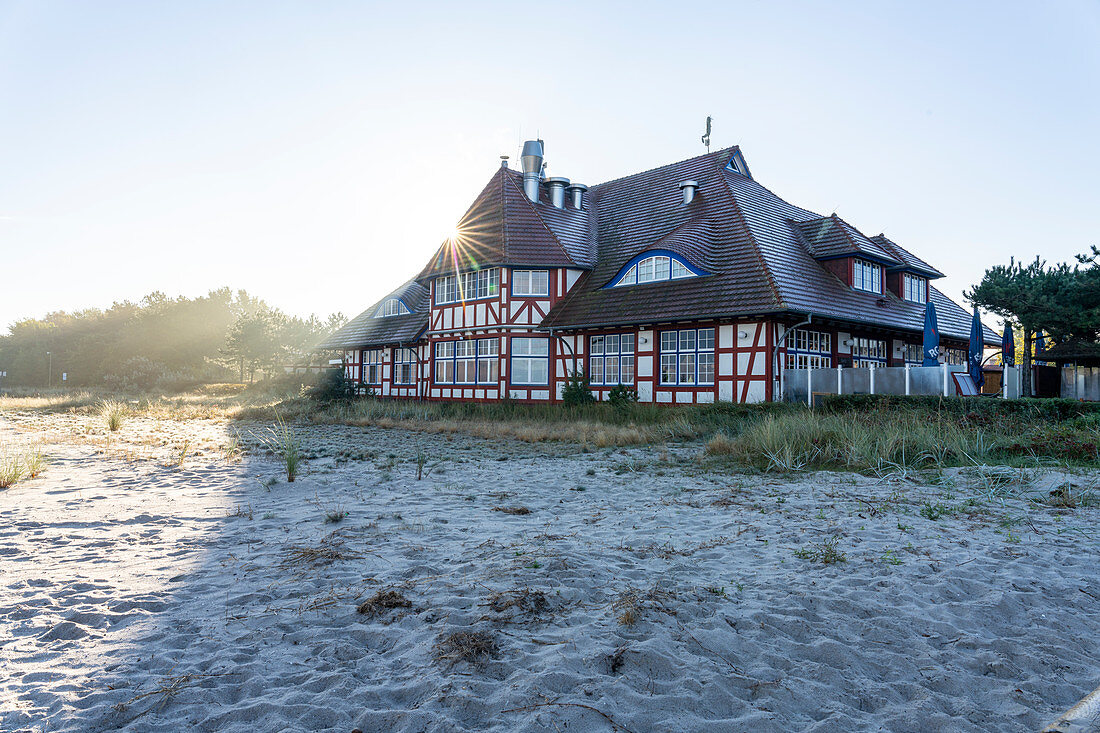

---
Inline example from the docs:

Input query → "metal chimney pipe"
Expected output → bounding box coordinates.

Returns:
[500,155,509,169]
[566,183,588,210]
[679,180,699,205]
[544,177,570,209]
[520,140,544,201]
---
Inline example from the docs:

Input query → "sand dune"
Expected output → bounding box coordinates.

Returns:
[2,413,1099,731]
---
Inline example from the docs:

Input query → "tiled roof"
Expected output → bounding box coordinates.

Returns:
[791,214,899,265]
[544,147,996,344]
[869,234,945,278]
[331,144,995,349]
[542,148,780,329]
[318,278,428,349]
[416,168,595,280]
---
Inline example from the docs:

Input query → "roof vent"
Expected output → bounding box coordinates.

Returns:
[544,177,570,209]
[500,155,509,169]
[566,182,588,210]
[520,140,544,201]
[679,180,699,205]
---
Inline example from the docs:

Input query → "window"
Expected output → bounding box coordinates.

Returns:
[434,342,454,383]
[434,339,498,384]
[853,259,882,293]
[477,339,499,383]
[852,337,887,367]
[786,329,832,370]
[589,334,635,386]
[435,276,457,305]
[659,328,714,385]
[903,274,927,304]
[394,348,416,384]
[903,343,923,366]
[612,253,701,287]
[435,268,500,304]
[362,349,384,385]
[944,348,966,366]
[376,298,411,317]
[510,338,549,385]
[512,270,549,297]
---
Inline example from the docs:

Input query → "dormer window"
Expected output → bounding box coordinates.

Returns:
[903,273,927,304]
[853,258,882,294]
[610,252,704,288]
[376,298,411,317]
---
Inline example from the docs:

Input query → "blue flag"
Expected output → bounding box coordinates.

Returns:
[1002,324,1015,367]
[922,301,939,366]
[969,307,985,388]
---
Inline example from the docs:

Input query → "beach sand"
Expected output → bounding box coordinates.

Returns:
[1,411,1099,732]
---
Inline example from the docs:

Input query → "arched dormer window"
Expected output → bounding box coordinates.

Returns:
[607,251,707,288]
[376,298,411,317]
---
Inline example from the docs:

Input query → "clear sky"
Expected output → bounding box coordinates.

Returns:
[1,1,1097,330]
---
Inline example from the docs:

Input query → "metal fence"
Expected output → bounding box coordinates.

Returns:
[782,365,1022,404]
[1062,366,1100,401]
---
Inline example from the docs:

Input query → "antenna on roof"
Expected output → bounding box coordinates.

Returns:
[701,116,712,153]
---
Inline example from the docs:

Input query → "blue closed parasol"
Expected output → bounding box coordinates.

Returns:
[922,301,940,366]
[969,307,985,389]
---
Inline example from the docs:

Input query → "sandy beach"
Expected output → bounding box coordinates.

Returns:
[2,411,1099,732]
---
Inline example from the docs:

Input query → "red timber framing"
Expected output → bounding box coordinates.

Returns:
[549,319,774,405]
[344,315,965,406]
[419,267,582,403]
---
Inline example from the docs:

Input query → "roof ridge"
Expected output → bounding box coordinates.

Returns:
[713,164,785,310]
[540,271,591,329]
[501,171,575,266]
[591,146,740,191]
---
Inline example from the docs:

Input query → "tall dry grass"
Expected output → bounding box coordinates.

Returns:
[707,411,998,471]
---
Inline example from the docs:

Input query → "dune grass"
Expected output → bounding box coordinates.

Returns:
[100,400,128,432]
[706,411,997,472]
[7,380,1100,468]
[0,445,46,489]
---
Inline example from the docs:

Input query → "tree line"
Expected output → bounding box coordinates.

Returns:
[0,288,346,389]
[968,246,1100,396]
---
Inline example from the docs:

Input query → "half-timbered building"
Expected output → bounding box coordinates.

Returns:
[321,139,996,403]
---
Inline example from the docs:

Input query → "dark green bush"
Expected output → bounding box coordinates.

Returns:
[607,383,639,408]
[309,366,357,404]
[561,370,595,406]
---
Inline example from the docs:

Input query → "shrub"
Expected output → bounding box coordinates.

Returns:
[310,366,357,404]
[561,370,595,406]
[607,383,639,408]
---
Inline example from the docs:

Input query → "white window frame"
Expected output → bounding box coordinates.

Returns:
[659,328,714,386]
[512,269,549,297]
[435,268,499,304]
[510,337,549,386]
[362,349,384,385]
[433,338,498,385]
[785,329,832,370]
[944,348,967,366]
[903,273,927,304]
[613,253,700,287]
[393,348,416,385]
[588,333,636,386]
[377,298,411,317]
[852,337,887,367]
[853,259,882,294]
